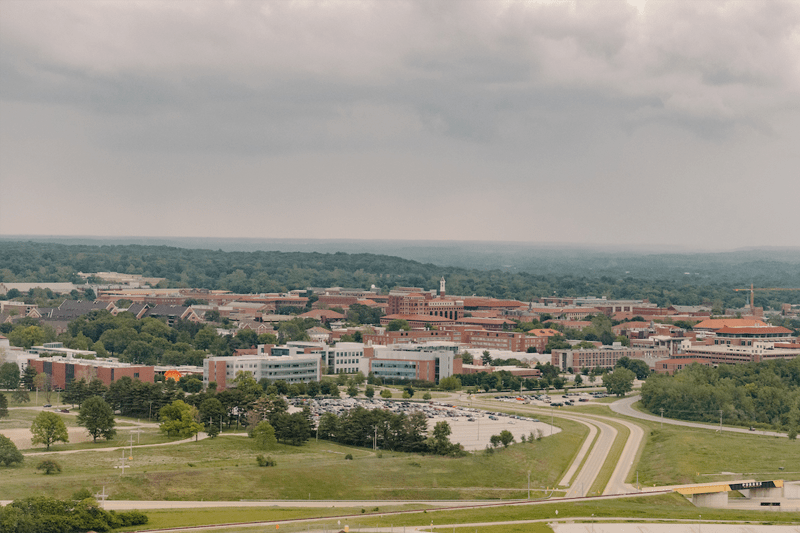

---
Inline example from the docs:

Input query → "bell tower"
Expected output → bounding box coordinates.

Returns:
[440,276,446,298]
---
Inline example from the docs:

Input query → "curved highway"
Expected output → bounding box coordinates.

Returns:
[610,395,787,438]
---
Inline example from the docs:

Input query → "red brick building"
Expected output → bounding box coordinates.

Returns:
[28,357,155,389]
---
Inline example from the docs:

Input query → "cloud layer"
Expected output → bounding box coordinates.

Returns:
[2,0,799,249]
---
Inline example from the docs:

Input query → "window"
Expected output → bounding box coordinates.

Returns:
[134,372,139,378]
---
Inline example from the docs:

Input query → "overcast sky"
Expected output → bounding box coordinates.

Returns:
[1,0,799,250]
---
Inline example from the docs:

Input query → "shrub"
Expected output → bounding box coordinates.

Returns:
[71,488,93,501]
[36,459,62,475]
[256,455,276,467]
[0,434,24,467]
[344,453,354,460]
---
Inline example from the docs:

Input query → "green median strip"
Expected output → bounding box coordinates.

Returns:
[564,420,600,489]
[587,418,630,496]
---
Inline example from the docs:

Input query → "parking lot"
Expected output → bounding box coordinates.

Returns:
[297,397,560,451]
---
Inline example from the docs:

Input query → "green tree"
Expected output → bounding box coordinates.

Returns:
[30,411,69,450]
[544,334,570,354]
[347,383,359,397]
[0,434,23,466]
[620,358,650,380]
[0,392,7,418]
[22,365,37,390]
[602,367,636,397]
[199,397,225,432]
[7,325,48,349]
[159,400,204,439]
[386,319,411,331]
[365,385,375,398]
[380,389,392,399]
[36,459,62,475]
[76,396,116,442]
[251,420,277,449]
[499,429,515,447]
[194,326,218,351]
[573,374,583,387]
[430,420,453,455]
[439,376,462,391]
[0,362,21,389]
[62,378,89,407]
[91,340,108,357]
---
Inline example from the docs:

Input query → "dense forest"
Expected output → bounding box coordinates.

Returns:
[2,240,799,309]
[641,359,800,434]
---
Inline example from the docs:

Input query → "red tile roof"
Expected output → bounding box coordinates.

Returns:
[693,318,768,330]
[716,326,792,335]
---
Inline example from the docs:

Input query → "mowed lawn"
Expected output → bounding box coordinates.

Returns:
[637,423,799,486]
[570,403,800,487]
[121,493,800,533]
[0,418,586,501]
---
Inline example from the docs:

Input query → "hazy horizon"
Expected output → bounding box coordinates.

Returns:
[4,233,800,255]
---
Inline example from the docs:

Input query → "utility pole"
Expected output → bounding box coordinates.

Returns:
[94,487,108,509]
[527,470,531,500]
[719,409,723,432]
[551,403,554,436]
[119,450,126,475]
[659,407,664,428]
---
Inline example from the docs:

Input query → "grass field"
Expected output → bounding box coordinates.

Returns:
[569,404,800,486]
[112,493,800,532]
[0,418,586,501]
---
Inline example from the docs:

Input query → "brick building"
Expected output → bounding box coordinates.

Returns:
[28,357,155,389]
[551,344,670,372]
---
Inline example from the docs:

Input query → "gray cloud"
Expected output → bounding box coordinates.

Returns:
[1,0,799,248]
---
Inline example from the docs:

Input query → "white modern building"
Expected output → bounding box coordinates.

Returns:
[204,353,321,390]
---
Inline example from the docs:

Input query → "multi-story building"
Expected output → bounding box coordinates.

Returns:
[203,353,321,390]
[675,340,800,365]
[369,343,461,383]
[323,342,369,375]
[463,330,548,353]
[551,344,670,372]
[387,279,464,320]
[28,356,155,389]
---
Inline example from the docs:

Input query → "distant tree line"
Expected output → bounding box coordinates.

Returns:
[3,241,799,309]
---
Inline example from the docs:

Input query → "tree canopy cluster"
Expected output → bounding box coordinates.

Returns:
[641,358,800,434]
[0,496,147,533]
